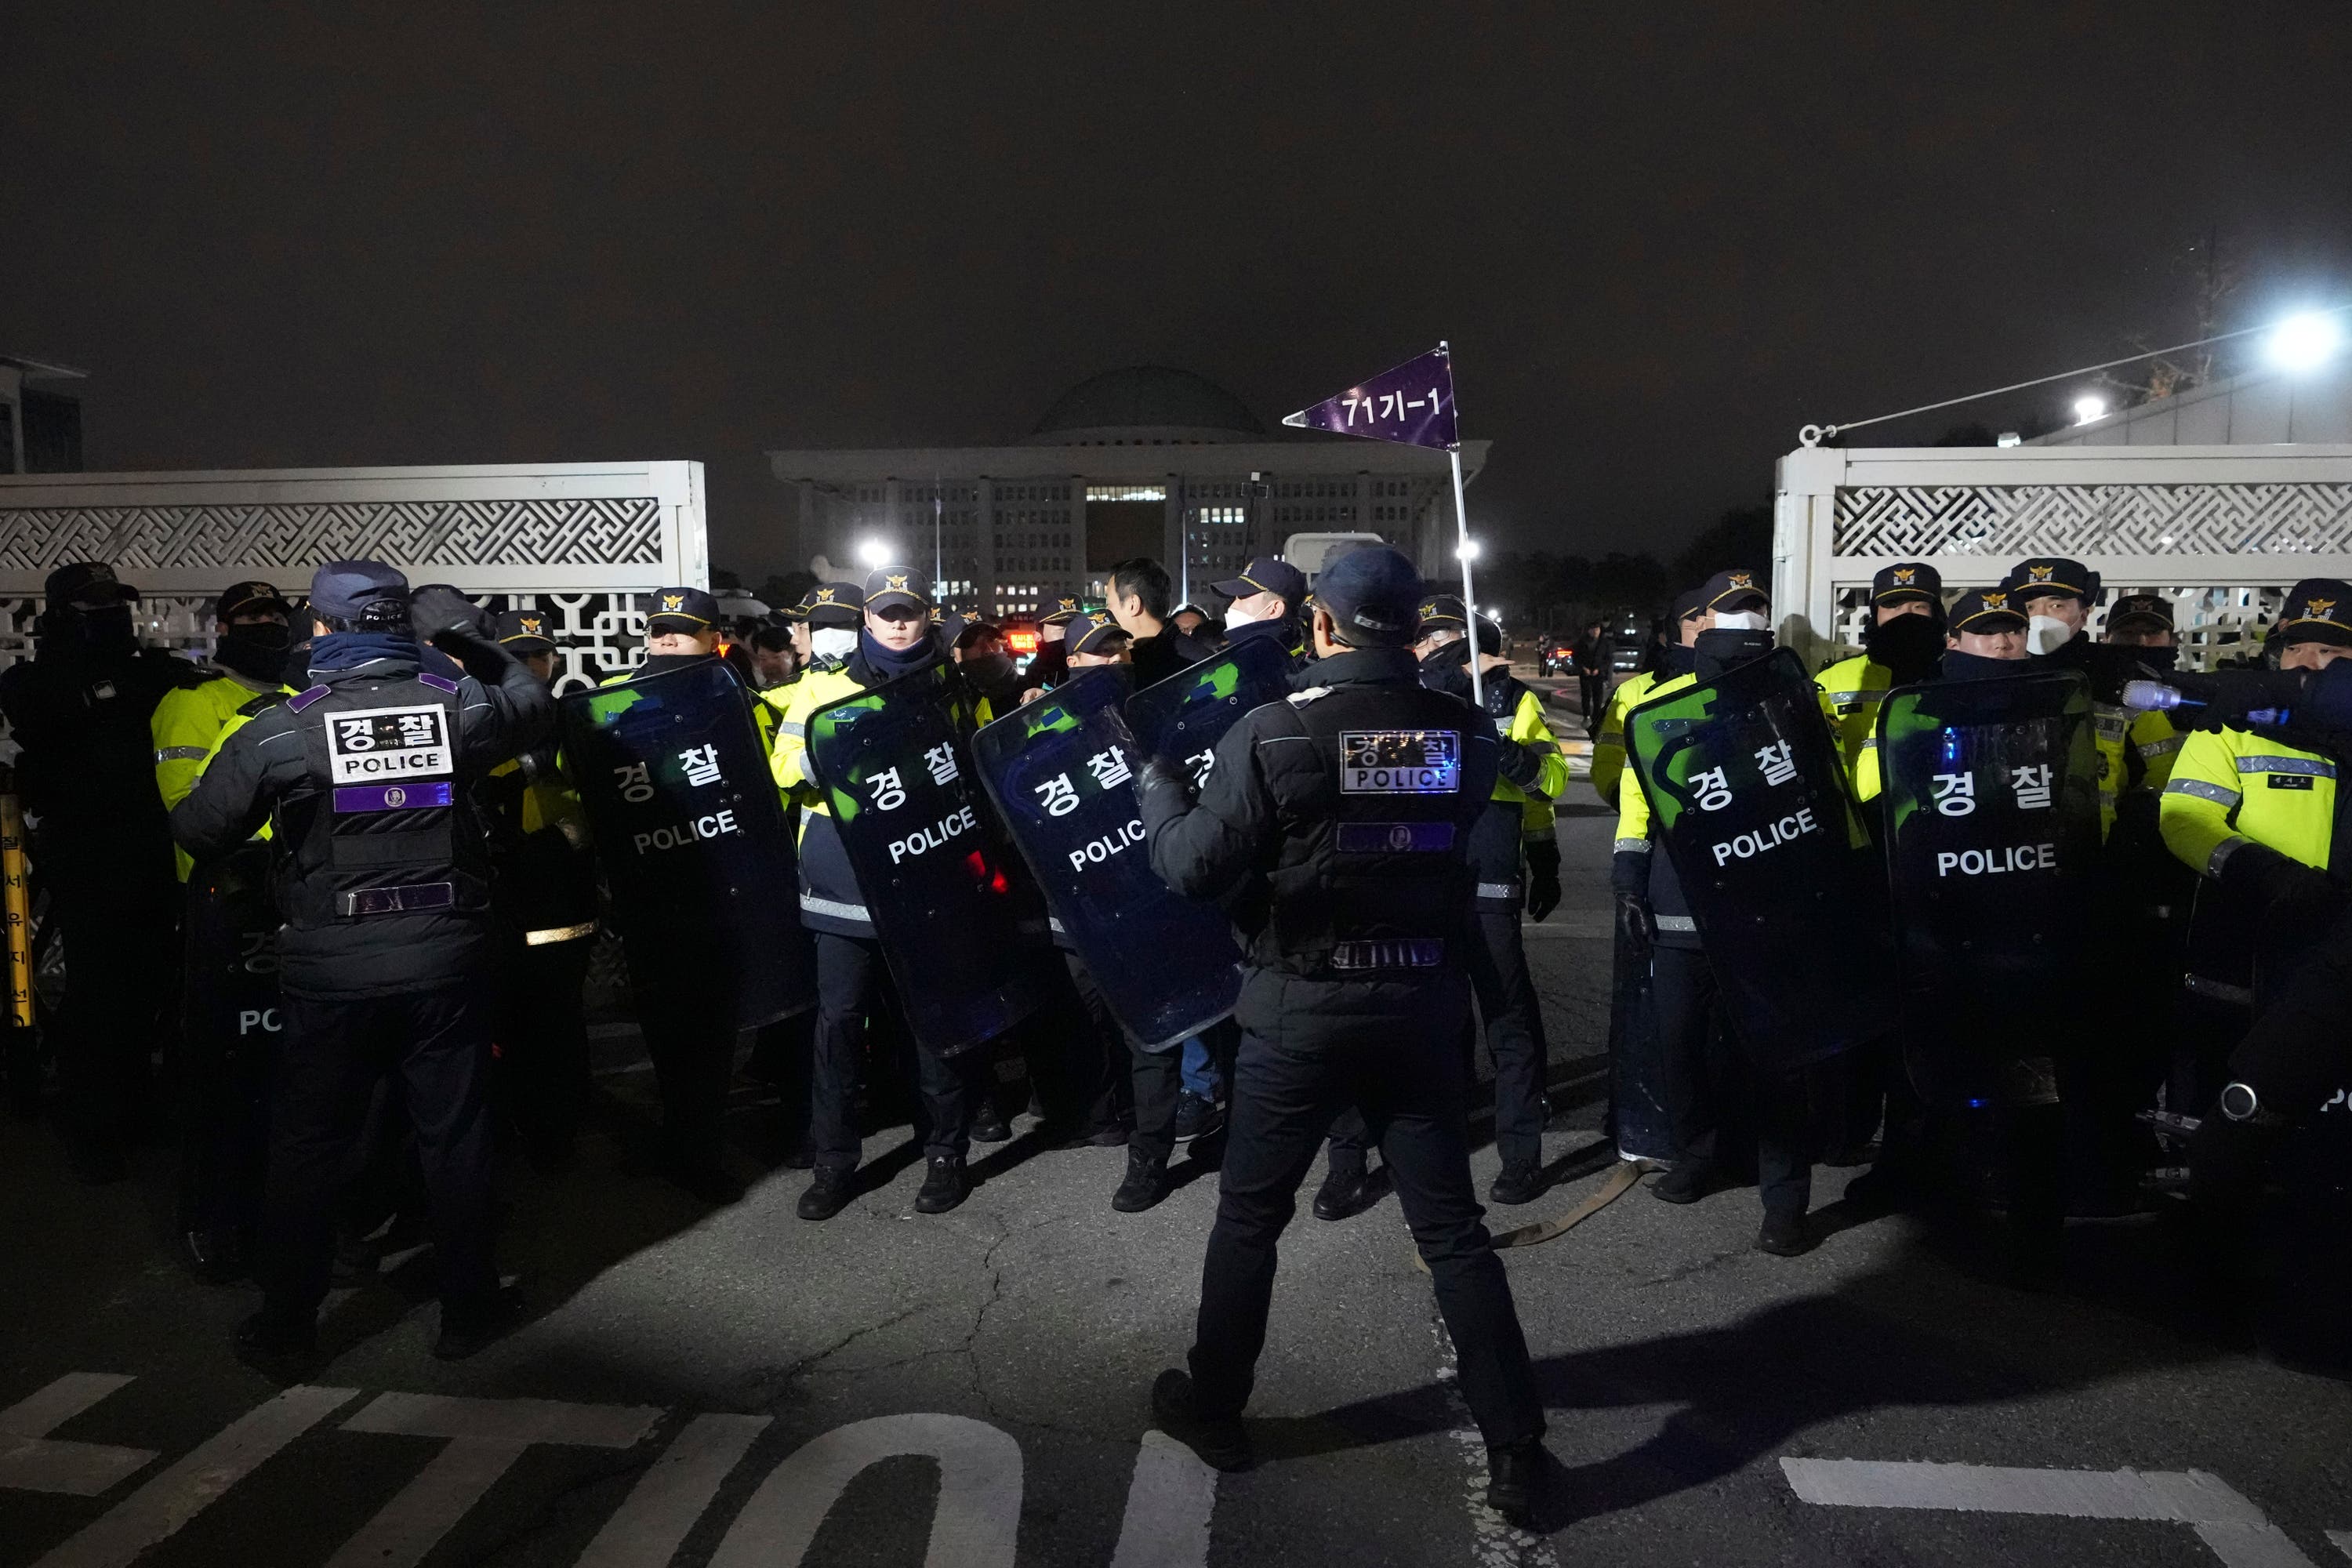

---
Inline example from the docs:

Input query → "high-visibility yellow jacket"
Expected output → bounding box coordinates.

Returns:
[152,671,289,880]
[1612,670,1696,850]
[1497,683,1570,844]
[1592,669,1662,808]
[1813,652,1889,789]
[2159,724,2335,878]
[2092,701,2181,835]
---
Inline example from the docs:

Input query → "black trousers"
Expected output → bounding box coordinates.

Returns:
[49,873,176,1152]
[1028,953,1126,1135]
[1062,950,1183,1162]
[494,931,593,1156]
[1189,1022,1544,1451]
[1577,670,1606,732]
[1471,904,1548,1169]
[636,996,735,1166]
[260,986,495,1316]
[1653,943,1813,1214]
[177,865,278,1235]
[808,931,975,1172]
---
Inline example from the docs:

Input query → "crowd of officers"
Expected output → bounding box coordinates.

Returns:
[1593,554,2352,1287]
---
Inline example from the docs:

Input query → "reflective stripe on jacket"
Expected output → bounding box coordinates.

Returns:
[2158,723,2335,877]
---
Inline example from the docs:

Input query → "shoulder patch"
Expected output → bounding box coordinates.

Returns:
[1287,686,1333,707]
[286,684,333,712]
[419,671,462,694]
[236,691,285,718]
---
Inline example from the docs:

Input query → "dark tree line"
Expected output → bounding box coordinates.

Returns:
[1476,503,1773,633]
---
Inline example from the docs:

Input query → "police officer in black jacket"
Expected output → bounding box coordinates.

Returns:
[172,561,552,1361]
[1135,546,1548,1523]
[0,563,194,1182]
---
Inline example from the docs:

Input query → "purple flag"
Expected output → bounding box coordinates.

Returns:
[1280,344,1457,450]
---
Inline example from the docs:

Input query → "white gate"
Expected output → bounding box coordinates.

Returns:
[1773,443,2352,670]
[0,460,706,695]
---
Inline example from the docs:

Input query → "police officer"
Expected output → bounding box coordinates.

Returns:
[1210,556,1307,667]
[772,566,989,1221]
[1137,546,1545,1523]
[1592,587,1705,808]
[480,609,598,1172]
[1616,569,1821,1255]
[154,579,296,1275]
[172,562,551,1359]
[1027,593,1084,690]
[1814,563,1945,791]
[0,562,194,1182]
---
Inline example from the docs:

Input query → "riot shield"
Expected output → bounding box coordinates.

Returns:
[558,658,812,1030]
[1876,670,2100,1046]
[1607,918,1676,1163]
[1123,634,1294,784]
[1625,648,1890,1069]
[974,667,1243,1049]
[804,664,1045,1057]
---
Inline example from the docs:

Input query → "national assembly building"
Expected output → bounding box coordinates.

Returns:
[768,365,1490,618]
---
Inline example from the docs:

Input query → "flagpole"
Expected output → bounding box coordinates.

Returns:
[1447,441,1483,709]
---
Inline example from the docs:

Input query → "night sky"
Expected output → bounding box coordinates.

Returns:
[6,5,2350,577]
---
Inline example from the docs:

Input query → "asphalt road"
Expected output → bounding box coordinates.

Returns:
[3,680,2348,1566]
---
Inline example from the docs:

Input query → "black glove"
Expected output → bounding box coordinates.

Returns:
[2222,840,2335,913]
[1615,891,1653,955]
[1526,840,1563,923]
[408,584,490,647]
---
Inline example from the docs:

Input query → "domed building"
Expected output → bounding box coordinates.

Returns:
[769,366,1488,617]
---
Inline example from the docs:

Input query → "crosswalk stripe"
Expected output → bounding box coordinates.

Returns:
[575,1413,772,1568]
[1108,1432,1216,1568]
[0,1375,155,1497]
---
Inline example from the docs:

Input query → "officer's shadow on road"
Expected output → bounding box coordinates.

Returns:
[1245,1228,2245,1535]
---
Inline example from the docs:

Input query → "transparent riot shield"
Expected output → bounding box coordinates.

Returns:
[975,667,1243,1049]
[1123,634,1295,784]
[558,658,812,1030]
[804,664,1045,1057]
[1625,648,1889,1069]
[1876,669,2100,1041]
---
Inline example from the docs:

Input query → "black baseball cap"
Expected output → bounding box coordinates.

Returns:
[2105,593,2174,632]
[1211,556,1307,608]
[803,582,864,627]
[310,560,410,622]
[1042,593,1086,626]
[1314,544,1421,646]
[1069,613,1131,657]
[1417,593,1468,632]
[2003,557,2096,604]
[1948,587,2029,635]
[1697,569,1768,614]
[863,565,928,615]
[647,586,718,634]
[45,561,140,611]
[495,608,558,653]
[1871,562,1942,607]
[2275,579,2352,648]
[1671,587,1710,623]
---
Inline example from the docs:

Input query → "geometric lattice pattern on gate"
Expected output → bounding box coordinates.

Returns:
[1834,483,2352,559]
[0,498,662,576]
[1825,582,2281,673]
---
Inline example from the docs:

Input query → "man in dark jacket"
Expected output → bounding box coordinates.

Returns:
[1135,546,1547,1524]
[0,562,194,1181]
[1108,557,1213,688]
[172,561,552,1360]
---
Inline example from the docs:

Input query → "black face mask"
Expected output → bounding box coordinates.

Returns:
[959,652,1016,689]
[1694,626,1774,681]
[215,622,293,684]
[45,603,136,659]
[1658,642,1698,677]
[1941,648,2031,683]
[2130,644,2181,674]
[1865,612,1947,683]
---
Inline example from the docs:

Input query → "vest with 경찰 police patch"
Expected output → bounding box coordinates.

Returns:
[1253,677,1494,978]
[280,672,489,927]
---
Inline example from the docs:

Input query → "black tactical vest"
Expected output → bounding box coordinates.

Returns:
[278,672,489,929]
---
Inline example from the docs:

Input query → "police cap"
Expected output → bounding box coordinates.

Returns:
[2003,557,2097,605]
[2275,579,2352,648]
[1042,593,1086,626]
[1416,593,1468,633]
[45,561,140,612]
[1697,568,1768,614]
[803,582,864,627]
[1670,587,1710,623]
[863,566,929,615]
[647,586,718,634]
[495,608,558,653]
[1069,613,1131,657]
[2105,592,2174,633]
[1314,545,1421,646]
[1871,562,1942,607]
[216,579,292,622]
[310,560,410,623]
[1948,586,2028,635]
[1210,556,1306,608]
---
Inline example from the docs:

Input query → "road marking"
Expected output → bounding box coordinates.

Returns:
[1782,1458,2318,1568]
[575,1412,772,1568]
[1428,1319,1559,1568]
[1108,1431,1216,1568]
[0,1374,156,1497]
[327,1393,662,1568]
[2327,1529,2351,1560]
[710,1412,1022,1568]
[31,1384,358,1568]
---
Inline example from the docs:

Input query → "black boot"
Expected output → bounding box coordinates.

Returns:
[1488,1161,1548,1207]
[916,1154,971,1214]
[1650,1160,1718,1204]
[1312,1160,1374,1221]
[1485,1439,1547,1526]
[1151,1369,1252,1471]
[1112,1149,1170,1213]
[797,1166,854,1221]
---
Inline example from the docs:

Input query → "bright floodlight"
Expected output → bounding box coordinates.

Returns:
[1486,607,1503,622]
[2267,310,2345,373]
[2073,395,2107,426]
[1456,539,1481,562]
[855,539,891,568]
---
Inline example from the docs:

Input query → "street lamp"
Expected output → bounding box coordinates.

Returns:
[855,539,891,569]
[1456,539,1481,563]
[2267,310,2345,373]
[2072,395,2107,426]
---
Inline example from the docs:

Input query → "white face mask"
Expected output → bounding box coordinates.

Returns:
[811,627,856,660]
[1225,601,1264,630]
[1712,610,1766,632]
[2026,615,2073,655]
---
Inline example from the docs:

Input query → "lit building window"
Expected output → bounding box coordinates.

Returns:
[1087,485,1168,503]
